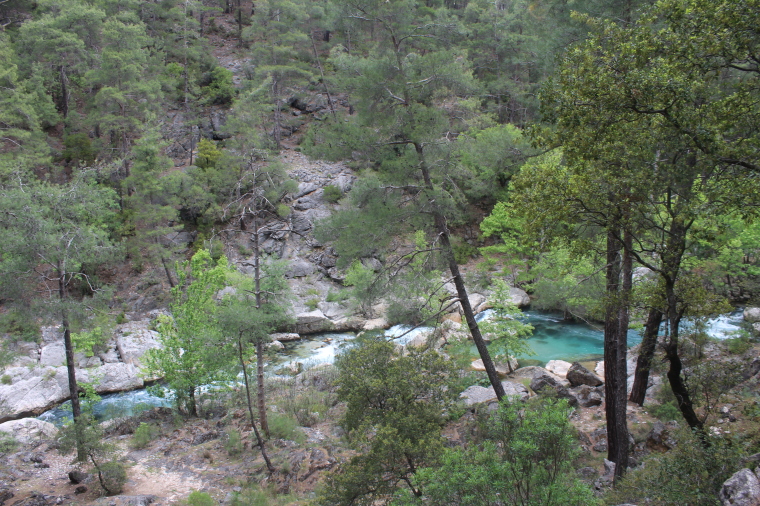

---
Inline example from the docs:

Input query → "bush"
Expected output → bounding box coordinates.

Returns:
[224,428,242,456]
[130,422,158,449]
[267,412,304,443]
[0,375,10,385]
[323,185,343,203]
[98,461,127,495]
[185,491,216,506]
[725,333,753,354]
[606,429,745,506]
[0,434,18,454]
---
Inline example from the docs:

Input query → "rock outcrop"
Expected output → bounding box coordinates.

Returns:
[566,362,604,387]
[720,468,760,506]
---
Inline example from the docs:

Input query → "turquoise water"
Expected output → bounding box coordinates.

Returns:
[50,309,751,424]
[515,311,641,365]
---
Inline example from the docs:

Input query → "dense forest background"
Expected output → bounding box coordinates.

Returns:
[1,0,760,503]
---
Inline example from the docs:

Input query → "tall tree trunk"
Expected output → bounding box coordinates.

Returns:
[604,224,631,480]
[629,308,663,405]
[59,66,69,119]
[59,265,84,460]
[252,210,269,437]
[160,256,176,288]
[415,143,505,400]
[237,333,275,473]
[663,284,706,437]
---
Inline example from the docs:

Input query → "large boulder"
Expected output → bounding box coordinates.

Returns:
[719,468,760,506]
[508,287,531,308]
[460,381,529,406]
[94,363,144,393]
[471,358,519,377]
[744,307,760,323]
[286,259,317,278]
[546,360,572,378]
[530,371,577,406]
[566,362,604,387]
[39,342,66,367]
[294,309,334,334]
[0,366,70,420]
[115,326,161,366]
[0,418,57,444]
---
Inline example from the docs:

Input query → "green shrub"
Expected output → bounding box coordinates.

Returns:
[326,289,349,302]
[0,434,18,453]
[0,310,40,342]
[323,184,343,203]
[0,375,10,385]
[277,203,291,218]
[267,412,304,443]
[725,333,753,354]
[185,491,216,506]
[224,428,242,456]
[115,313,127,325]
[606,429,744,506]
[451,237,479,265]
[98,461,127,495]
[202,66,235,105]
[62,132,96,165]
[306,297,320,311]
[130,422,158,449]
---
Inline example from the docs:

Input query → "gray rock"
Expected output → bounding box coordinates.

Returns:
[95,363,144,393]
[68,470,88,484]
[567,362,604,387]
[270,332,301,342]
[744,307,760,323]
[530,371,577,406]
[754,322,760,337]
[546,360,572,378]
[0,366,70,419]
[0,419,57,444]
[290,212,312,234]
[569,385,604,407]
[317,301,350,320]
[509,287,531,307]
[286,259,316,278]
[646,421,677,451]
[719,468,760,506]
[115,326,161,366]
[459,381,529,406]
[38,343,65,367]
[361,257,382,272]
[40,326,62,344]
[327,267,346,282]
[268,340,285,350]
[294,310,333,334]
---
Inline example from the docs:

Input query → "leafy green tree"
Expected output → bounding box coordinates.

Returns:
[305,0,510,400]
[0,34,57,177]
[218,260,291,472]
[59,414,127,494]
[395,398,598,506]
[318,339,455,504]
[145,249,233,416]
[0,170,119,459]
[533,0,760,447]
[479,279,534,372]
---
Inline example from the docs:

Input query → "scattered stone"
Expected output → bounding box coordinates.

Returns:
[74,486,87,495]
[569,385,604,407]
[0,488,13,505]
[719,468,760,506]
[566,362,604,387]
[646,421,677,451]
[68,470,88,484]
[192,431,219,445]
